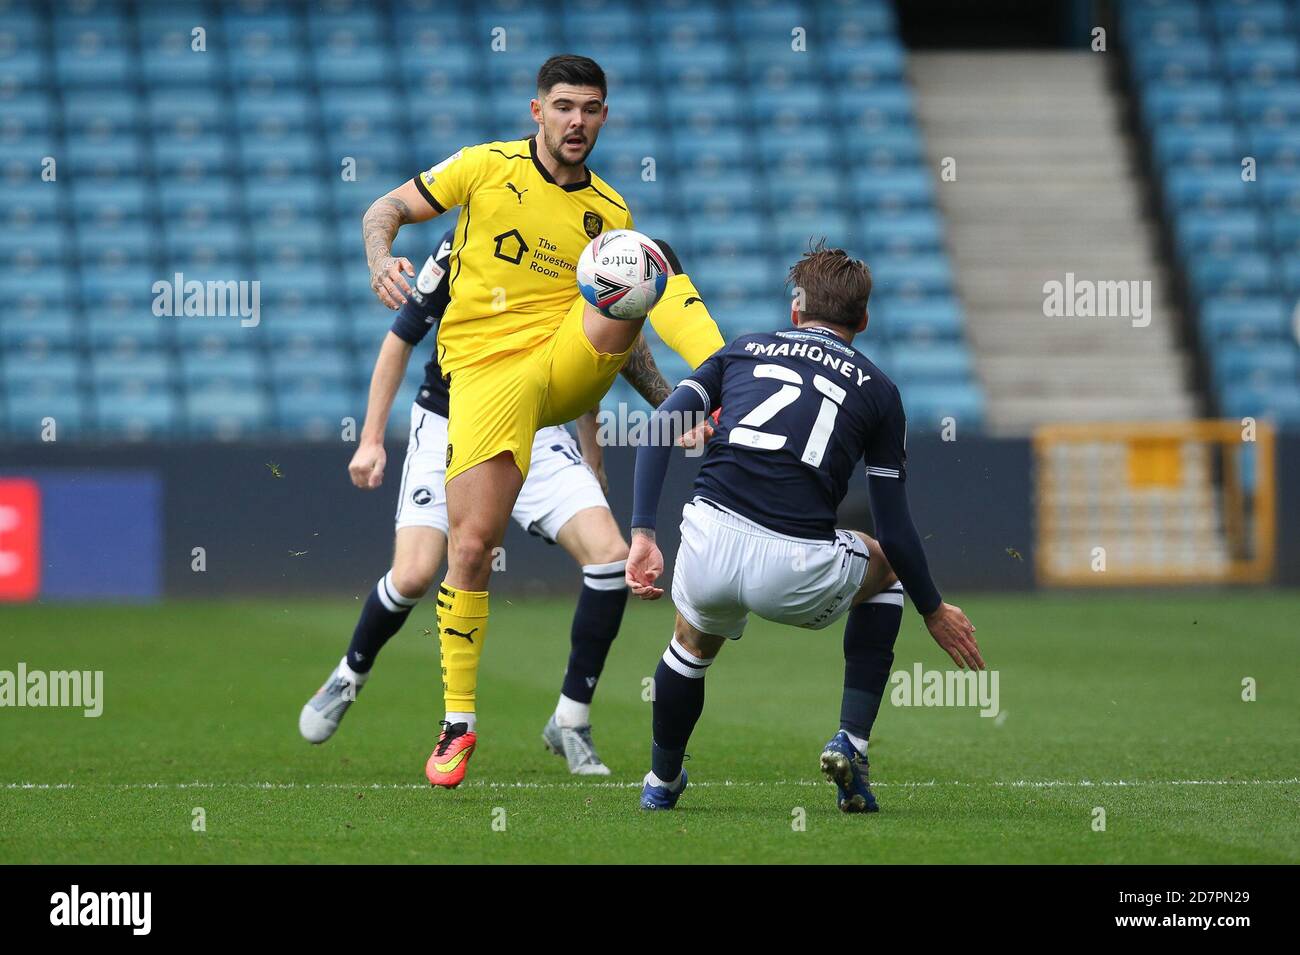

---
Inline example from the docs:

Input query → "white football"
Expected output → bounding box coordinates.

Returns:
[576,229,669,320]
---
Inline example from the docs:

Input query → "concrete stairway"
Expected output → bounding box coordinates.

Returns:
[909,52,1199,435]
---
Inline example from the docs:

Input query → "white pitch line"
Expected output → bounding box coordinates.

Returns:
[3,778,1297,792]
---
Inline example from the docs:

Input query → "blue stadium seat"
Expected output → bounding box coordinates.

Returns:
[1142,81,1229,126]
[62,90,141,133]
[87,314,174,354]
[180,349,263,391]
[1174,209,1264,255]
[1,309,77,352]
[65,135,145,179]
[902,383,986,433]
[843,126,925,167]
[1164,167,1254,210]
[1259,171,1300,209]
[275,387,357,439]
[1200,297,1290,341]
[1247,127,1300,168]
[95,393,182,440]
[1211,343,1299,388]
[1221,382,1300,426]
[1187,252,1279,296]
[1212,2,1290,40]
[184,389,273,440]
[1268,210,1300,251]
[862,211,944,254]
[1153,124,1241,167]
[6,394,85,440]
[91,352,174,397]
[1223,39,1298,81]
[876,298,965,342]
[869,255,955,298]
[1129,39,1217,82]
[657,43,737,87]
[54,47,132,87]
[850,170,934,211]
[141,32,219,86]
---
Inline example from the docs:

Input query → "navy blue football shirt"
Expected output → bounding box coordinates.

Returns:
[678,325,907,540]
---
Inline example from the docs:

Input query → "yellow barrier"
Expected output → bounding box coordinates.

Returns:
[1032,420,1276,586]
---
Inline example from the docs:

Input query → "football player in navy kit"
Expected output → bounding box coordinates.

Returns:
[300,224,676,775]
[626,241,983,812]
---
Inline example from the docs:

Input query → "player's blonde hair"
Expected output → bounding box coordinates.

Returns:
[787,238,872,330]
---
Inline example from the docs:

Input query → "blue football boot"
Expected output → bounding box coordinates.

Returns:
[820,731,879,813]
[639,769,689,810]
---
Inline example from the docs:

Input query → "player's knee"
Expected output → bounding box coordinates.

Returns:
[447,533,495,579]
[863,534,898,589]
[389,563,435,600]
[580,536,628,567]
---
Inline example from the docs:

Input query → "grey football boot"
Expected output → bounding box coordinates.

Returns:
[542,715,612,775]
[299,658,363,744]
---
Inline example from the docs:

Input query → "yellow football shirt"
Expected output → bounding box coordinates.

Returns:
[413,137,635,373]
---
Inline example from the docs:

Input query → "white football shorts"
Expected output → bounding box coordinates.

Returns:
[394,404,609,541]
[670,496,871,640]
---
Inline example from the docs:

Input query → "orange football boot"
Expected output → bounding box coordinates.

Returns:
[425,721,477,788]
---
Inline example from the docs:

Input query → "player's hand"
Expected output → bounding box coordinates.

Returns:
[626,531,664,600]
[677,418,714,451]
[348,442,387,489]
[371,255,415,310]
[923,602,983,670]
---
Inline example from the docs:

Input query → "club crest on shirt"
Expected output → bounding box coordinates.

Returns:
[583,211,602,238]
[446,443,454,468]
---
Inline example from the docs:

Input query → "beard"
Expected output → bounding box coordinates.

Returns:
[545,128,595,167]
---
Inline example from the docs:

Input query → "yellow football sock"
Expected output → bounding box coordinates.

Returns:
[648,273,725,370]
[435,582,490,714]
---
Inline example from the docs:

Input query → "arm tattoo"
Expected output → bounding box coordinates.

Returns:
[620,333,673,407]
[362,195,413,274]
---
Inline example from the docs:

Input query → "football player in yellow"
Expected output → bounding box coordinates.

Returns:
[360,55,722,787]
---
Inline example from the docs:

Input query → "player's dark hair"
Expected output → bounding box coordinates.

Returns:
[787,238,872,330]
[537,54,607,100]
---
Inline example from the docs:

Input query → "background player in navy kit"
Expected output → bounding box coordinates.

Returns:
[626,241,984,812]
[300,225,675,775]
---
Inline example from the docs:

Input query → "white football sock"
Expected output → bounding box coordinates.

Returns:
[647,770,683,791]
[445,711,476,733]
[844,730,869,757]
[554,693,590,728]
[337,656,368,687]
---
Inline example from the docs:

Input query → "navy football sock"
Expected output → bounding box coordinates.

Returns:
[559,562,629,706]
[650,637,713,783]
[346,571,419,674]
[840,584,905,749]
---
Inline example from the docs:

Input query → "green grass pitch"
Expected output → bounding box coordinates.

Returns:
[1,592,1298,864]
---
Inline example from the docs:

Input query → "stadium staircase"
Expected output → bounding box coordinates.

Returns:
[910,51,1199,435]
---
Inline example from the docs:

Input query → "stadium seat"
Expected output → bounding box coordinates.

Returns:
[2,0,982,440]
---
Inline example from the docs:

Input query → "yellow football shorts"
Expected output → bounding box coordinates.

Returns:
[444,295,633,483]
